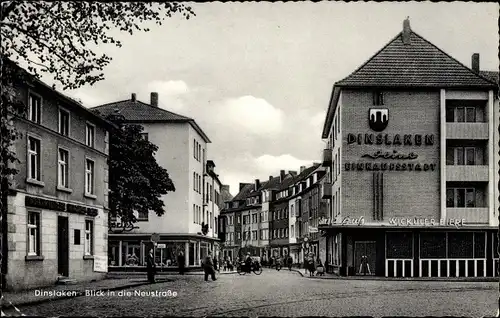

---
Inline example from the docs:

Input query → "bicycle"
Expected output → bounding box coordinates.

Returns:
[237,261,263,275]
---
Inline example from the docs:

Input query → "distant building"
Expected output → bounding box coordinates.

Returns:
[92,92,223,270]
[4,62,113,290]
[320,19,499,278]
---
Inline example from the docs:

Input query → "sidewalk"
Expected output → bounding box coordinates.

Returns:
[105,270,238,278]
[292,268,499,282]
[1,277,171,308]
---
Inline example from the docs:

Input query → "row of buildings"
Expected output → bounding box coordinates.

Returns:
[219,19,499,279]
[2,61,232,290]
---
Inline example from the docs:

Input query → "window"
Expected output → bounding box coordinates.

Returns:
[28,93,41,123]
[210,185,213,201]
[58,148,69,188]
[237,216,241,224]
[446,188,476,207]
[193,172,196,192]
[85,220,94,255]
[193,204,196,223]
[447,107,476,123]
[137,210,148,221]
[193,139,197,160]
[373,91,384,105]
[291,225,295,238]
[139,133,148,141]
[291,205,295,217]
[237,232,241,240]
[279,229,283,238]
[59,109,70,136]
[27,211,40,256]
[252,231,257,241]
[198,144,201,162]
[252,214,257,224]
[86,123,95,147]
[27,136,41,181]
[85,159,95,195]
[284,228,288,237]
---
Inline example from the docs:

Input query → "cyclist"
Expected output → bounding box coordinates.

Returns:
[244,252,252,273]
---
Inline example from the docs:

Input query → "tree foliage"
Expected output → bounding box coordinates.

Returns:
[0,1,193,230]
[106,114,175,232]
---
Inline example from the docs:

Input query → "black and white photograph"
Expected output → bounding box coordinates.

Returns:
[0,1,498,317]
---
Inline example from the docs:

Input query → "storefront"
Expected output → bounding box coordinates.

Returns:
[320,221,498,278]
[108,234,219,271]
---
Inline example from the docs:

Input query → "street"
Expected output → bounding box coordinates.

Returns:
[15,270,498,317]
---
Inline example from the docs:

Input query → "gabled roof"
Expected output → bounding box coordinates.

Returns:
[260,177,281,191]
[277,174,296,191]
[293,164,321,184]
[336,31,497,89]
[220,186,234,203]
[322,23,498,139]
[91,99,211,143]
[232,184,254,201]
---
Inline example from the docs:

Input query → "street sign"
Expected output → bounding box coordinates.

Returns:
[156,244,166,248]
[151,233,160,243]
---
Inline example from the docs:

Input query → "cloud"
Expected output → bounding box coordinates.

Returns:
[213,96,284,135]
[147,80,190,96]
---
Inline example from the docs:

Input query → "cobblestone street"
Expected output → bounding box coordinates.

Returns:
[16,271,498,317]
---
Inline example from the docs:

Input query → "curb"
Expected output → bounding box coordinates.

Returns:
[302,275,498,282]
[106,271,238,278]
[4,278,172,308]
[291,269,305,277]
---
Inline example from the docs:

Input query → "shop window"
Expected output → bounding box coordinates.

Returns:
[108,241,119,266]
[494,233,499,259]
[420,232,446,258]
[123,243,141,266]
[387,232,413,259]
[447,232,473,258]
[473,232,486,258]
[189,242,195,266]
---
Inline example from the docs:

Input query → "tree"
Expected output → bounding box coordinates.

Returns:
[106,114,175,233]
[0,1,193,288]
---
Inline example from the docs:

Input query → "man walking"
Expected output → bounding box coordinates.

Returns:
[203,253,217,282]
[146,248,156,283]
[177,251,185,275]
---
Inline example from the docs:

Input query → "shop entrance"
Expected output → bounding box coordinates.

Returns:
[354,241,376,276]
[57,216,69,277]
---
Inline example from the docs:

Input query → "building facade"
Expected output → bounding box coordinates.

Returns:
[320,19,499,278]
[4,63,112,290]
[92,93,221,270]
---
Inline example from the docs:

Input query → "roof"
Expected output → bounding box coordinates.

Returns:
[277,174,297,191]
[220,186,234,203]
[91,99,211,143]
[260,177,281,191]
[336,31,497,89]
[322,24,498,139]
[232,183,254,201]
[293,164,321,184]
[6,59,116,130]
[479,71,499,85]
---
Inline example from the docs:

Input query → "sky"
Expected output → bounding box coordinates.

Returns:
[57,2,497,196]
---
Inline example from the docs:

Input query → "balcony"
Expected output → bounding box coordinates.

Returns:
[322,148,332,166]
[446,165,489,182]
[446,123,488,140]
[446,208,489,224]
[322,183,332,199]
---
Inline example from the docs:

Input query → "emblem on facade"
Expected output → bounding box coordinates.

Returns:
[368,108,389,132]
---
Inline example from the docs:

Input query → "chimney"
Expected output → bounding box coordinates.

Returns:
[131,93,136,102]
[472,53,480,73]
[300,166,306,173]
[269,176,273,181]
[150,92,158,107]
[254,179,260,191]
[402,17,411,45]
[239,183,247,192]
[280,170,285,182]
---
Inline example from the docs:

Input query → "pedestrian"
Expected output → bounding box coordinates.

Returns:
[146,248,156,283]
[203,253,217,281]
[287,255,293,271]
[213,255,219,272]
[316,257,325,276]
[177,251,185,275]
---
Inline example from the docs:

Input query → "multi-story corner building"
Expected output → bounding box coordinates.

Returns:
[92,92,221,270]
[204,160,223,259]
[269,171,295,258]
[319,19,499,278]
[4,62,113,290]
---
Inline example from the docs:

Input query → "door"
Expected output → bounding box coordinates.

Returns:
[57,216,69,277]
[354,241,376,276]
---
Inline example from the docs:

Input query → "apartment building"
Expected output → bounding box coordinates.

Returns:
[92,93,221,270]
[319,19,499,278]
[4,61,113,290]
[269,171,295,258]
